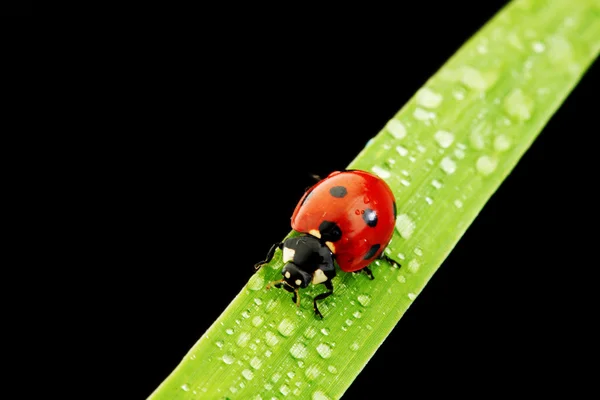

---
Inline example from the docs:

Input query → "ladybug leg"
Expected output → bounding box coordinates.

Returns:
[313,280,334,319]
[380,253,401,269]
[254,242,283,270]
[363,267,375,280]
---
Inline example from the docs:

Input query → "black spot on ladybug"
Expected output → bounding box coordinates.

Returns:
[393,201,397,219]
[329,186,348,198]
[319,220,342,242]
[363,244,381,260]
[363,208,378,227]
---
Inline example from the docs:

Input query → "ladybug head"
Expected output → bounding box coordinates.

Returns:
[281,263,311,289]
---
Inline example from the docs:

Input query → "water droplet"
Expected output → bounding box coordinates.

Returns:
[265,299,278,312]
[265,331,279,347]
[242,311,250,319]
[264,383,273,390]
[425,197,433,205]
[454,199,463,208]
[453,89,466,100]
[265,349,272,357]
[222,354,235,364]
[365,324,373,330]
[454,148,465,159]
[408,293,417,300]
[476,44,488,54]
[253,395,263,400]
[321,328,330,336]
[312,390,331,400]
[189,354,196,360]
[357,294,371,307]
[253,298,262,306]
[287,371,295,379]
[225,328,234,335]
[431,179,443,189]
[434,130,454,148]
[297,360,305,368]
[305,365,321,380]
[316,343,333,359]
[345,319,353,326]
[414,247,423,256]
[229,385,238,393]
[440,157,457,174]
[532,41,545,53]
[504,88,533,121]
[279,384,291,396]
[247,274,264,290]
[237,332,251,347]
[400,179,410,187]
[216,340,224,348]
[252,316,264,327]
[385,119,407,139]
[181,383,190,392]
[397,274,406,283]
[371,165,391,179]
[395,213,415,239]
[250,356,263,370]
[350,342,360,351]
[459,65,487,90]
[277,318,296,337]
[396,145,409,156]
[494,135,511,152]
[242,369,254,380]
[416,87,443,108]
[548,35,573,64]
[408,259,421,273]
[290,343,308,359]
[476,155,498,175]
[397,252,406,260]
[328,365,338,374]
[413,107,436,122]
[302,326,316,339]
[353,311,362,318]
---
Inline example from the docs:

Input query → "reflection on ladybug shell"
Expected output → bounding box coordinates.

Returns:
[291,170,397,273]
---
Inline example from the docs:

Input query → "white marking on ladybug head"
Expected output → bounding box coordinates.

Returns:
[309,229,321,239]
[325,241,336,253]
[295,279,302,286]
[285,271,291,279]
[282,247,295,263]
[312,269,328,284]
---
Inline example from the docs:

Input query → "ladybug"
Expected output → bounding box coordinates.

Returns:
[254,169,400,318]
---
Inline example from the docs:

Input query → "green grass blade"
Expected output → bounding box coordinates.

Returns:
[149,1,600,399]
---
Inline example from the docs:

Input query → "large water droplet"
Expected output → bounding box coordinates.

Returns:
[353,311,362,318]
[271,372,282,383]
[280,384,291,396]
[252,316,264,327]
[434,130,454,148]
[416,87,443,108]
[357,294,371,307]
[250,356,263,370]
[265,331,279,347]
[247,273,264,290]
[476,155,498,176]
[277,318,296,337]
[396,145,409,156]
[316,343,332,359]
[431,179,443,189]
[371,166,391,179]
[181,383,190,392]
[242,369,254,380]
[302,326,317,339]
[413,107,436,121]
[321,328,330,336]
[408,259,421,273]
[305,364,321,380]
[313,390,331,400]
[222,354,235,364]
[225,328,234,335]
[494,135,511,152]
[237,332,251,347]
[386,119,407,139]
[408,293,417,300]
[440,157,457,174]
[504,88,533,121]
[290,343,308,359]
[395,214,416,239]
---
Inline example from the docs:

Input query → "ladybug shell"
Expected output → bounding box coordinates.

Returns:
[291,170,397,273]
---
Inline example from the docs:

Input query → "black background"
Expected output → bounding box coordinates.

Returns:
[71,1,598,399]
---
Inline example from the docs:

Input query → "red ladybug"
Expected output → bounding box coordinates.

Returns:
[255,169,400,318]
